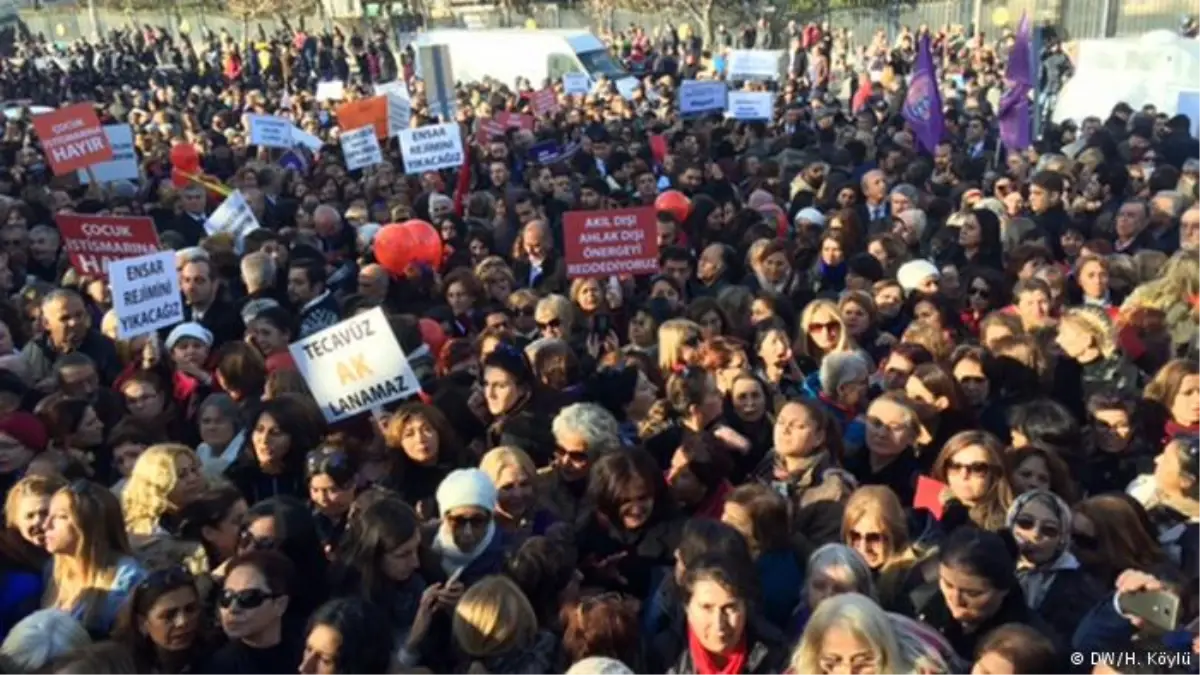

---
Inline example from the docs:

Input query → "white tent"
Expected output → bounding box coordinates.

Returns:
[1054,30,1200,133]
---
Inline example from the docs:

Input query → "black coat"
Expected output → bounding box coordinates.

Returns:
[575,506,684,599]
[915,579,1064,662]
[185,294,246,350]
[164,212,209,247]
[511,253,567,295]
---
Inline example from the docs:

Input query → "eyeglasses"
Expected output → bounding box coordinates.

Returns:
[217,587,280,610]
[537,318,562,330]
[512,306,536,317]
[818,653,877,674]
[968,286,990,298]
[808,321,840,334]
[945,460,991,477]
[957,375,987,386]
[1014,514,1061,539]
[554,445,590,466]
[446,513,490,529]
[238,526,277,552]
[847,530,886,546]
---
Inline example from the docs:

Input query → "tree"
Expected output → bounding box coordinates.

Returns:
[583,0,740,47]
[226,0,317,36]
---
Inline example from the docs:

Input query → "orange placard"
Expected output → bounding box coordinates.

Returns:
[336,96,389,139]
[31,103,113,175]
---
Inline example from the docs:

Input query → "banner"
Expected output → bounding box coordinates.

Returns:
[291,126,323,152]
[289,306,422,422]
[337,97,389,139]
[316,80,346,101]
[727,91,774,121]
[418,45,456,120]
[108,251,183,340]
[531,88,560,116]
[32,102,113,174]
[563,72,590,96]
[376,82,412,137]
[399,122,464,174]
[247,114,294,149]
[678,81,727,116]
[56,213,161,276]
[527,139,580,165]
[726,50,784,80]
[562,207,660,278]
[204,190,261,242]
[77,124,137,184]
[341,126,384,171]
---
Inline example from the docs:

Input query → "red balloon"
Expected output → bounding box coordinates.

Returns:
[170,143,201,174]
[170,168,190,188]
[374,219,444,276]
[655,190,691,223]
[418,318,448,357]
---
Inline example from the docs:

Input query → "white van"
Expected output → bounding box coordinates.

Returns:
[410,29,641,98]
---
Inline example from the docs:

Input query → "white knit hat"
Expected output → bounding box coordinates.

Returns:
[165,322,214,350]
[794,207,826,227]
[436,468,498,514]
[566,657,635,675]
[896,259,941,294]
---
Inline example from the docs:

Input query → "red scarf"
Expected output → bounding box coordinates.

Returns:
[687,625,748,675]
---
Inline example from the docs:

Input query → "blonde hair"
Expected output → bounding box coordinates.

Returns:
[841,486,910,563]
[1059,307,1118,359]
[479,446,536,487]
[790,593,906,674]
[932,431,1014,531]
[5,475,65,531]
[44,482,133,627]
[797,299,853,362]
[568,277,605,308]
[1122,251,1200,315]
[535,294,576,332]
[452,575,538,658]
[657,319,702,375]
[122,444,205,536]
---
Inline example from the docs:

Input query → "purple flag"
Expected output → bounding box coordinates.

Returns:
[902,34,944,154]
[998,13,1033,151]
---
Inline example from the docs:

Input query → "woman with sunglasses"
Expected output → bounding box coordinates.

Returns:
[1005,490,1104,641]
[959,267,1009,338]
[203,550,302,674]
[43,480,146,637]
[113,567,210,673]
[931,431,1015,532]
[305,447,358,555]
[431,469,510,588]
[235,497,329,625]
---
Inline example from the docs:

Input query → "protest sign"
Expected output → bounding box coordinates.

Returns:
[341,126,384,171]
[399,122,464,174]
[247,114,294,148]
[316,80,345,101]
[727,91,774,121]
[336,97,389,139]
[204,190,261,243]
[375,82,412,136]
[678,81,727,116]
[291,126,323,152]
[109,251,183,340]
[374,80,411,102]
[527,139,579,165]
[726,50,785,80]
[289,306,422,422]
[563,72,590,96]
[56,213,161,275]
[32,102,113,174]
[562,207,659,278]
[418,45,456,120]
[531,88,560,116]
[77,124,138,184]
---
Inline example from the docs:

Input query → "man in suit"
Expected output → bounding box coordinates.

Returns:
[858,169,892,235]
[166,184,209,246]
[180,258,245,348]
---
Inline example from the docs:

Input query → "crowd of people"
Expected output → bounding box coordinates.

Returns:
[0,12,1194,675]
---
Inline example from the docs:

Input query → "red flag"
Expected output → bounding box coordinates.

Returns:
[851,73,873,114]
[452,146,471,217]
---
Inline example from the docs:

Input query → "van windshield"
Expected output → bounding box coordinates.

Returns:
[577,49,628,79]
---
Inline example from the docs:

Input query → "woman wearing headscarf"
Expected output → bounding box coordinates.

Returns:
[1005,489,1104,641]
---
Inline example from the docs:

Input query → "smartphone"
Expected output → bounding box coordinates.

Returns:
[593,313,611,338]
[1118,589,1179,633]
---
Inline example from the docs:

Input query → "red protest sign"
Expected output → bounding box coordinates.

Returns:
[32,103,113,175]
[913,475,948,520]
[649,135,668,164]
[562,207,659,279]
[56,214,162,276]
[531,88,560,117]
[475,113,534,145]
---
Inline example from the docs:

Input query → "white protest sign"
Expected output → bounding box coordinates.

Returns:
[77,124,138,184]
[291,126,323,152]
[727,91,774,121]
[399,122,464,174]
[316,80,346,101]
[204,190,261,243]
[289,306,422,422]
[247,114,294,149]
[563,72,590,96]
[374,82,413,137]
[678,80,728,116]
[109,251,183,340]
[727,50,785,80]
[340,125,384,171]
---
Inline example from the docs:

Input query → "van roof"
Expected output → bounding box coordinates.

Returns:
[417,29,606,52]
